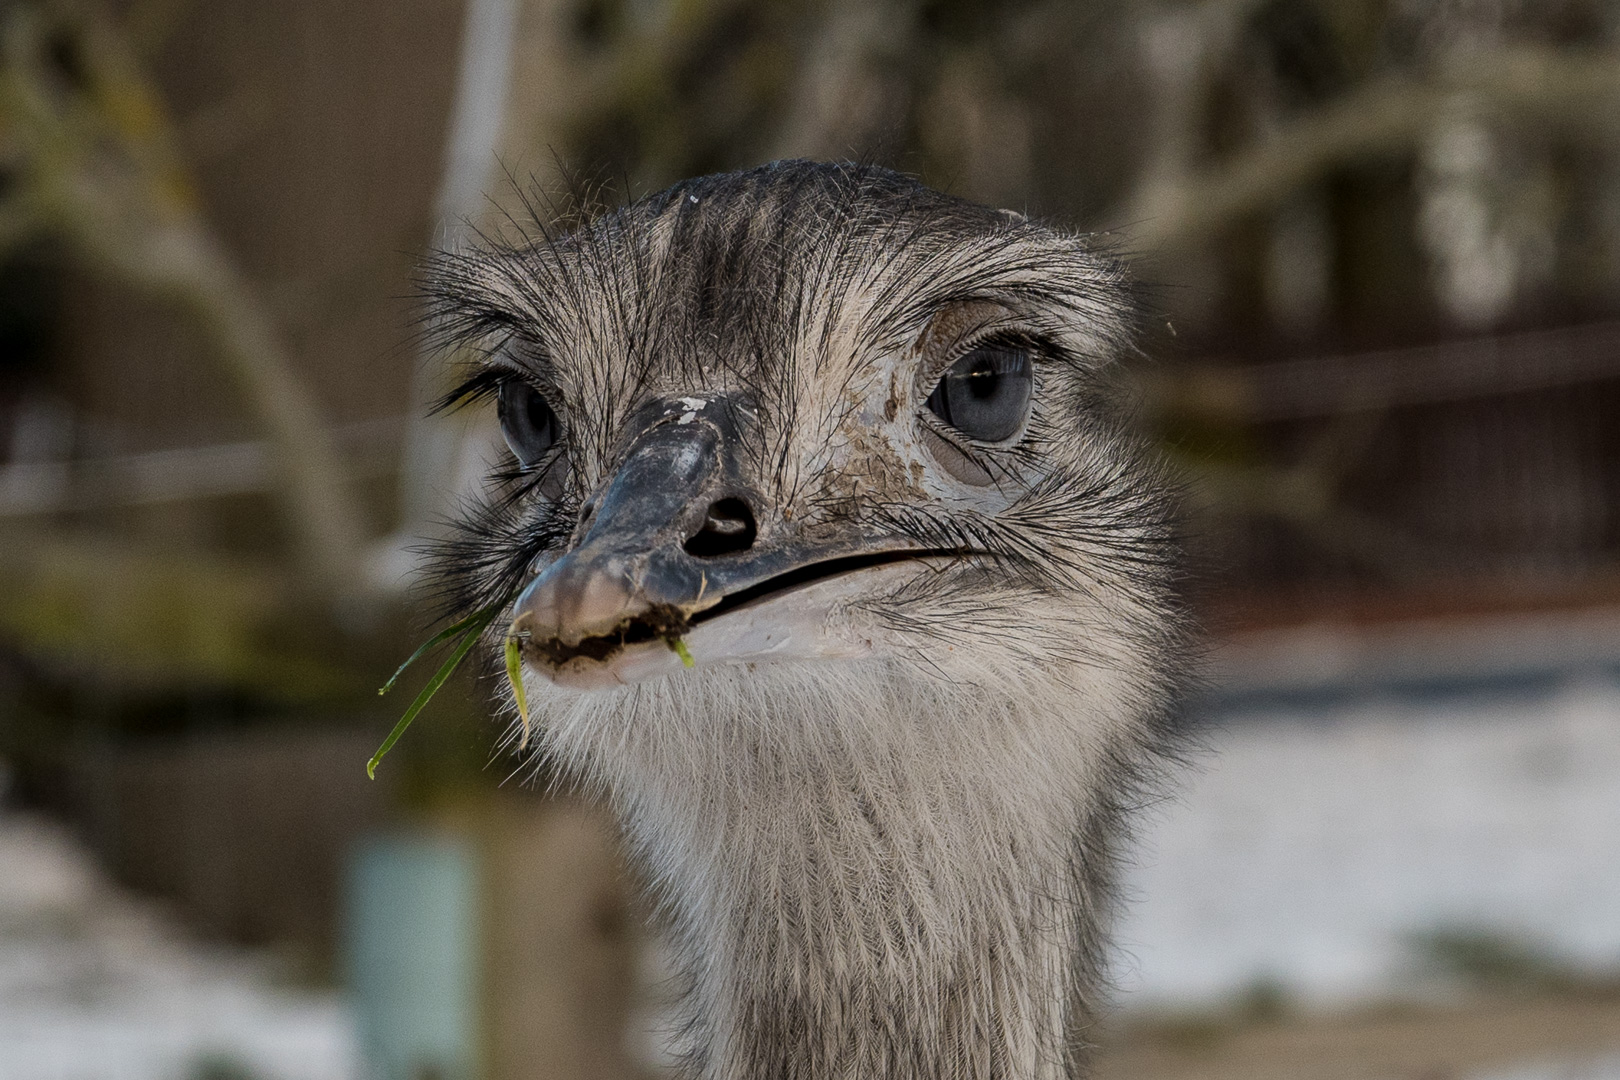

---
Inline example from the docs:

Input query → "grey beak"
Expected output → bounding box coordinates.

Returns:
[511,394,781,666]
[510,394,945,670]
[512,412,729,649]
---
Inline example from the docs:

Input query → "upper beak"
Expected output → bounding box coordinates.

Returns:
[511,402,731,662]
[509,394,931,676]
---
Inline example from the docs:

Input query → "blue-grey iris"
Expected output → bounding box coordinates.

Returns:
[925,344,1033,443]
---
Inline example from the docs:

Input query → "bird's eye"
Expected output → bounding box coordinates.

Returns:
[497,379,559,467]
[924,343,1033,442]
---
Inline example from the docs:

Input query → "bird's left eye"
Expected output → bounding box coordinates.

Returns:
[497,379,559,467]
[925,343,1033,442]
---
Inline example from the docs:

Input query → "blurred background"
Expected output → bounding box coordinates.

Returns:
[0,0,1618,1077]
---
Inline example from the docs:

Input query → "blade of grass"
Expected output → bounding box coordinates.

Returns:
[367,605,499,779]
[670,637,695,668]
[378,606,494,696]
[504,633,532,749]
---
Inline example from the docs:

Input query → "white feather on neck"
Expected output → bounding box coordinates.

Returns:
[523,647,1151,1079]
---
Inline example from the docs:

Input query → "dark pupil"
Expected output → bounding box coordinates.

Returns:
[927,345,1032,442]
[965,356,1003,399]
[498,380,558,466]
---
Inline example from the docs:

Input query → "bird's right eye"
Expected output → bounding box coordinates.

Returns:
[497,379,559,467]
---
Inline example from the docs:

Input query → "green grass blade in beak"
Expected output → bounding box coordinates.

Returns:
[505,632,532,749]
[368,605,499,778]
[378,606,493,696]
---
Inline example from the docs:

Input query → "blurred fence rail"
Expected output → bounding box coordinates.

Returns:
[0,414,409,516]
[1153,321,1620,600]
[1158,320,1620,421]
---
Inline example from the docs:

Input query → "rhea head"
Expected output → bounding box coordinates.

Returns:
[427,160,1189,1079]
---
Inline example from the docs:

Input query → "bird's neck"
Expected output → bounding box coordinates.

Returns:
[612,681,1117,1080]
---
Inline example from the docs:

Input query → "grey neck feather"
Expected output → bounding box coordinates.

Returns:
[559,663,1136,1080]
[640,774,1096,1079]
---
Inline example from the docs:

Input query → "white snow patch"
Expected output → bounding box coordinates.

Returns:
[1114,676,1620,1009]
[0,813,359,1080]
[1472,1054,1620,1080]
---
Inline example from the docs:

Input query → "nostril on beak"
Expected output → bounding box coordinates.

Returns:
[683,498,757,559]
[578,501,595,526]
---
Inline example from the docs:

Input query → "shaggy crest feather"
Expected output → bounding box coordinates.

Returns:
[422,160,1194,1079]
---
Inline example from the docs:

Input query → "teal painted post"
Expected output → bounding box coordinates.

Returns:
[346,834,480,1080]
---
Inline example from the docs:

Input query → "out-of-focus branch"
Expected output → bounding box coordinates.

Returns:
[1122,46,1620,252]
[0,3,372,604]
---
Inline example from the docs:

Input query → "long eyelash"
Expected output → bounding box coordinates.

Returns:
[434,367,508,414]
[925,329,1048,385]
[957,346,1031,378]
[969,330,1045,363]
[432,329,566,416]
